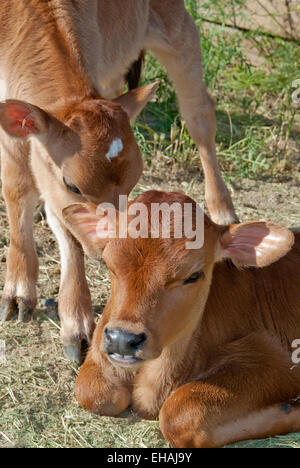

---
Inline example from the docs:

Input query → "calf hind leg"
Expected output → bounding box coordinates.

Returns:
[161,389,300,448]
[159,333,300,447]
[147,3,238,224]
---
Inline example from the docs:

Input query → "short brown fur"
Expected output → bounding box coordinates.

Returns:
[68,191,300,448]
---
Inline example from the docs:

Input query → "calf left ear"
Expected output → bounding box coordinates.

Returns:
[0,99,49,137]
[0,99,80,167]
[114,82,159,122]
[217,222,294,268]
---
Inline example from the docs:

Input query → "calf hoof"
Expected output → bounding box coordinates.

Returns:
[0,298,34,323]
[64,344,81,364]
[209,206,239,226]
[206,192,239,226]
[63,340,89,365]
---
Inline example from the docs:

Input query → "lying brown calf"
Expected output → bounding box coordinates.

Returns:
[64,191,300,448]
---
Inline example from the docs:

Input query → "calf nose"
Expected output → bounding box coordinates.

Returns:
[104,328,147,356]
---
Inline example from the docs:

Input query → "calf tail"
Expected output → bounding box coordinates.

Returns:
[126,51,145,90]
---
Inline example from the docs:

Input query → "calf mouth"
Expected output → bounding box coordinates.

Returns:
[107,353,143,369]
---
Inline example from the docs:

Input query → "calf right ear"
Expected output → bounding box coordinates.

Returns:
[0,100,80,167]
[217,221,294,268]
[62,203,117,258]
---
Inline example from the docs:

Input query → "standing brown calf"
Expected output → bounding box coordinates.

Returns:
[0,0,237,362]
[63,191,300,448]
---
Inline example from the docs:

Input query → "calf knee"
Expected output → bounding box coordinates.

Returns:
[182,91,217,147]
[159,397,213,448]
[75,358,130,417]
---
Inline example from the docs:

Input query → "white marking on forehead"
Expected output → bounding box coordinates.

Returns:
[105,138,123,162]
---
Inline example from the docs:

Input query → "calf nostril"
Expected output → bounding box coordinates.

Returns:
[104,328,147,355]
[104,328,113,345]
[130,333,147,350]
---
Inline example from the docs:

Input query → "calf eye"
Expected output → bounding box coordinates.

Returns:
[183,271,204,285]
[63,176,82,195]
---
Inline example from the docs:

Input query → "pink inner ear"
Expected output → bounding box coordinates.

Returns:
[224,244,257,265]
[71,207,93,219]
[65,205,116,244]
[229,226,270,247]
[66,207,99,240]
[222,223,271,266]
[2,103,40,137]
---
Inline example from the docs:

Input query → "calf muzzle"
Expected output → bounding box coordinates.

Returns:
[104,328,147,366]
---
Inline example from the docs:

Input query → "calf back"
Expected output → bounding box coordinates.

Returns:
[0,0,149,106]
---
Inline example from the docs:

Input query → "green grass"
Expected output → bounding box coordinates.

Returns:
[134,0,300,179]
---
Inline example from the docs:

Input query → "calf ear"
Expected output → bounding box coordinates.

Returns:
[0,100,49,138]
[217,222,294,268]
[62,203,117,258]
[114,82,159,122]
[0,99,80,167]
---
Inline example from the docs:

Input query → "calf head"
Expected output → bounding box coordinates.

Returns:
[0,83,158,207]
[63,191,294,371]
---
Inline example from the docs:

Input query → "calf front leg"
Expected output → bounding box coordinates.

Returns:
[0,144,39,322]
[75,320,131,416]
[75,355,131,417]
[45,206,95,363]
[159,333,300,448]
[147,3,238,224]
